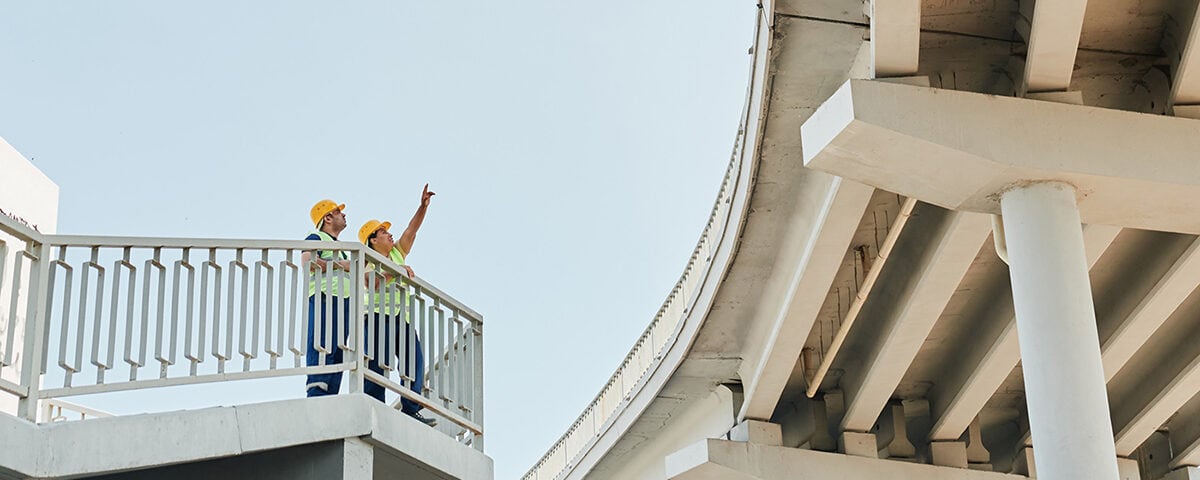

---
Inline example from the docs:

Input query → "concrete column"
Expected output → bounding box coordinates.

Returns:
[1000,182,1119,480]
[342,438,373,480]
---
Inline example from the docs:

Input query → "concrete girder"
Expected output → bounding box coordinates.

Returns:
[1168,391,1200,468]
[800,79,1200,235]
[836,204,993,433]
[1017,0,1088,95]
[868,0,920,78]
[1114,350,1200,456]
[1107,247,1200,457]
[804,196,918,399]
[738,176,875,421]
[1102,238,1200,383]
[1170,1,1200,113]
[926,224,1121,441]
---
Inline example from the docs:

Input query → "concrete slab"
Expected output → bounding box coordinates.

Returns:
[0,394,490,480]
[366,399,493,480]
[38,402,243,477]
[235,396,373,453]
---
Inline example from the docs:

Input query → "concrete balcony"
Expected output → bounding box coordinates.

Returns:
[0,211,489,480]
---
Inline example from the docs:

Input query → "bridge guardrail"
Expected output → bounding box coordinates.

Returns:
[521,130,747,479]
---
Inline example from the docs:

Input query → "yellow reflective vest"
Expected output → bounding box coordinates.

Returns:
[306,231,352,297]
[368,247,412,319]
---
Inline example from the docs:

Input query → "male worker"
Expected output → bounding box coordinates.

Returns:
[303,199,366,399]
[359,183,437,426]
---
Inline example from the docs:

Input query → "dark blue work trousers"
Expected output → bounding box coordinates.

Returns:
[305,295,388,402]
[368,312,426,414]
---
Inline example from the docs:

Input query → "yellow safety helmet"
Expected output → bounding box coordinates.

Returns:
[310,199,346,227]
[358,219,392,244]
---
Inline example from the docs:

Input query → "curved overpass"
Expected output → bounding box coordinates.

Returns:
[528,1,1200,479]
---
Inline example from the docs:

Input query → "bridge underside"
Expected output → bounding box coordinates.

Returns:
[563,0,1200,479]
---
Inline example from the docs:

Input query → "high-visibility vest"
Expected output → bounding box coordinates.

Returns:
[307,231,352,297]
[368,247,412,319]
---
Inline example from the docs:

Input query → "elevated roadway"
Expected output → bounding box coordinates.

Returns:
[527,1,1200,479]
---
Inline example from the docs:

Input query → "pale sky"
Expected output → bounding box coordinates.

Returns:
[0,2,755,477]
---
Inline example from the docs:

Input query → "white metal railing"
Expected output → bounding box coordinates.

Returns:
[40,397,112,423]
[521,125,748,479]
[0,217,483,449]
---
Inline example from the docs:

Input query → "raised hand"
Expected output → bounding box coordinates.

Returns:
[420,183,436,208]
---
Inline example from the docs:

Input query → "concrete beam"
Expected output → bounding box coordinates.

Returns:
[1170,3,1200,111]
[738,177,875,421]
[1169,392,1200,468]
[838,204,993,433]
[1165,467,1200,480]
[342,438,373,480]
[665,438,1024,480]
[801,79,1200,234]
[1018,0,1088,95]
[927,224,1120,440]
[1114,349,1200,456]
[1102,238,1200,382]
[1112,310,1200,456]
[868,0,921,78]
[804,197,918,399]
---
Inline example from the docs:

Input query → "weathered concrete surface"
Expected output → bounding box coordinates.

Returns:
[86,441,350,480]
[803,79,1200,233]
[666,439,1025,480]
[0,395,491,480]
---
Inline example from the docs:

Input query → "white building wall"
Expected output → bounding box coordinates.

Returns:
[0,136,59,415]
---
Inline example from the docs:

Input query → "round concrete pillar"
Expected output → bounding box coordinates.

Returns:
[1000,182,1119,480]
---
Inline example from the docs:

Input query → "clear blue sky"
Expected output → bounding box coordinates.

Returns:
[0,2,754,477]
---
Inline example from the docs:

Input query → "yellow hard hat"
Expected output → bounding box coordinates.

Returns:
[310,199,346,227]
[358,219,392,244]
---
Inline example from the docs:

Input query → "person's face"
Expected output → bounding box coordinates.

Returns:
[369,227,395,253]
[324,209,347,231]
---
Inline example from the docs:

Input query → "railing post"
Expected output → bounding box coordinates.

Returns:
[473,316,485,451]
[17,241,51,422]
[347,247,364,394]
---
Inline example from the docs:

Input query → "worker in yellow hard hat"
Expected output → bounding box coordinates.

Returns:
[302,199,356,398]
[359,183,436,425]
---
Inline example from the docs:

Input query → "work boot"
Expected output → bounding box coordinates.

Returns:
[409,411,438,427]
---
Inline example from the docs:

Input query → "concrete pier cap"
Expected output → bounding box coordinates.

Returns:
[800,79,1200,234]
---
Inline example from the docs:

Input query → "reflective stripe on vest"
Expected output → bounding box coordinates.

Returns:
[307,230,352,297]
[368,247,411,319]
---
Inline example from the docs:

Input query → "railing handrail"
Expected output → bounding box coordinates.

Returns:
[4,230,482,324]
[41,397,112,422]
[361,246,483,321]
[0,213,45,245]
